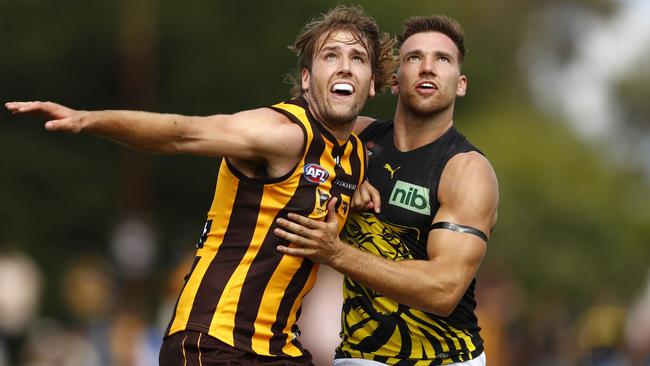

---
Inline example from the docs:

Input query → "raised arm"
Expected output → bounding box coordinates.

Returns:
[275,151,498,316]
[5,101,304,163]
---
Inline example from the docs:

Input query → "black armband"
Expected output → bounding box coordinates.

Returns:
[430,222,488,242]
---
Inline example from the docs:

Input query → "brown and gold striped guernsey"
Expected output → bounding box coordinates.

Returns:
[165,98,366,357]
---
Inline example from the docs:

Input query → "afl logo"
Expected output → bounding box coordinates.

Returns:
[303,163,330,184]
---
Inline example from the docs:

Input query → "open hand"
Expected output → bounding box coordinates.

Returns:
[5,101,86,133]
[275,198,344,265]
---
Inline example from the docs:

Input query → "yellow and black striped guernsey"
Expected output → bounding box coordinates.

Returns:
[165,98,366,357]
[337,120,484,365]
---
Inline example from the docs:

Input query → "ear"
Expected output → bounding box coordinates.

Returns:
[368,75,376,98]
[456,74,467,97]
[390,72,399,96]
[301,68,310,93]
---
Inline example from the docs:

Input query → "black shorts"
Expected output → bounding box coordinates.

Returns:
[159,331,314,366]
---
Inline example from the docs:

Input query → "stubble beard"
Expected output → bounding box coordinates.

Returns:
[403,90,454,117]
[326,99,363,125]
[308,84,365,127]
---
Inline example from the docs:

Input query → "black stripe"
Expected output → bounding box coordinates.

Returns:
[420,328,445,363]
[396,313,413,358]
[232,123,326,353]
[186,182,264,331]
[432,318,467,359]
[430,222,488,242]
[355,313,396,352]
[407,311,451,357]
[329,136,363,217]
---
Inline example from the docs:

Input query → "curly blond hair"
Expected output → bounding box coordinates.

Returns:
[287,5,397,97]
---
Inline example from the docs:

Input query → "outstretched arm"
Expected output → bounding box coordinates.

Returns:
[275,151,498,316]
[5,101,304,163]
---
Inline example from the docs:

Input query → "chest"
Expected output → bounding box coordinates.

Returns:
[365,134,445,230]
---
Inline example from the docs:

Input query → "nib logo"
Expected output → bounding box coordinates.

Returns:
[389,180,430,215]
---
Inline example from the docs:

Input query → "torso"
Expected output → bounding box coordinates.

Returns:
[165,98,366,357]
[338,119,484,365]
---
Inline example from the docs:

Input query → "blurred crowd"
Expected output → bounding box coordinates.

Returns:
[1,245,649,366]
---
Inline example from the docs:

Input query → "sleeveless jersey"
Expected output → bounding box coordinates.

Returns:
[336,120,484,365]
[166,98,366,357]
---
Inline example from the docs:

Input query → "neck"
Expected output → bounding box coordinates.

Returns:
[322,119,354,142]
[304,93,354,142]
[392,98,455,151]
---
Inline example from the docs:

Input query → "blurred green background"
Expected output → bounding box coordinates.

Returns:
[1,0,649,365]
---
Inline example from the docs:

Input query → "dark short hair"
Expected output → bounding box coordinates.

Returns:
[398,15,466,65]
[287,5,396,97]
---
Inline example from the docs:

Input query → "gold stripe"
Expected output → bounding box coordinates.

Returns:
[252,254,305,354]
[280,264,319,356]
[169,160,239,334]
[249,180,302,354]
[355,135,366,188]
[340,139,353,174]
[209,101,314,349]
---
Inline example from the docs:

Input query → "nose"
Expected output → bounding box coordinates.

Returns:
[419,56,436,76]
[338,56,353,76]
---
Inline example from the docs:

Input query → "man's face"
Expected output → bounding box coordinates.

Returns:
[396,31,466,116]
[302,30,375,128]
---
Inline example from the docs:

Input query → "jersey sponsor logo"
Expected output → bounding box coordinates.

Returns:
[303,163,330,184]
[333,178,357,191]
[389,180,431,215]
[383,163,401,179]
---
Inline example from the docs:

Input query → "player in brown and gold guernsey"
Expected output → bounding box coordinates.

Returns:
[5,5,396,365]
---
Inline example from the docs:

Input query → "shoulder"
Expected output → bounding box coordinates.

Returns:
[227,107,302,135]
[446,151,493,172]
[442,152,497,191]
[440,152,498,210]
[352,116,377,135]
[215,107,305,156]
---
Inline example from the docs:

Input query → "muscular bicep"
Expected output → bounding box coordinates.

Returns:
[424,152,498,299]
[426,227,486,293]
[433,152,499,237]
[177,108,305,162]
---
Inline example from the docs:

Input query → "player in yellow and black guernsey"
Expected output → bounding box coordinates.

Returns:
[6,5,397,365]
[275,15,498,366]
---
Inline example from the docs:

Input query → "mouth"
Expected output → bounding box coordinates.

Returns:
[331,82,355,96]
[416,81,437,92]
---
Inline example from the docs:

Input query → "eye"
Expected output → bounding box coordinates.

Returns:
[352,55,364,63]
[326,53,338,62]
[406,54,421,62]
[437,56,451,63]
